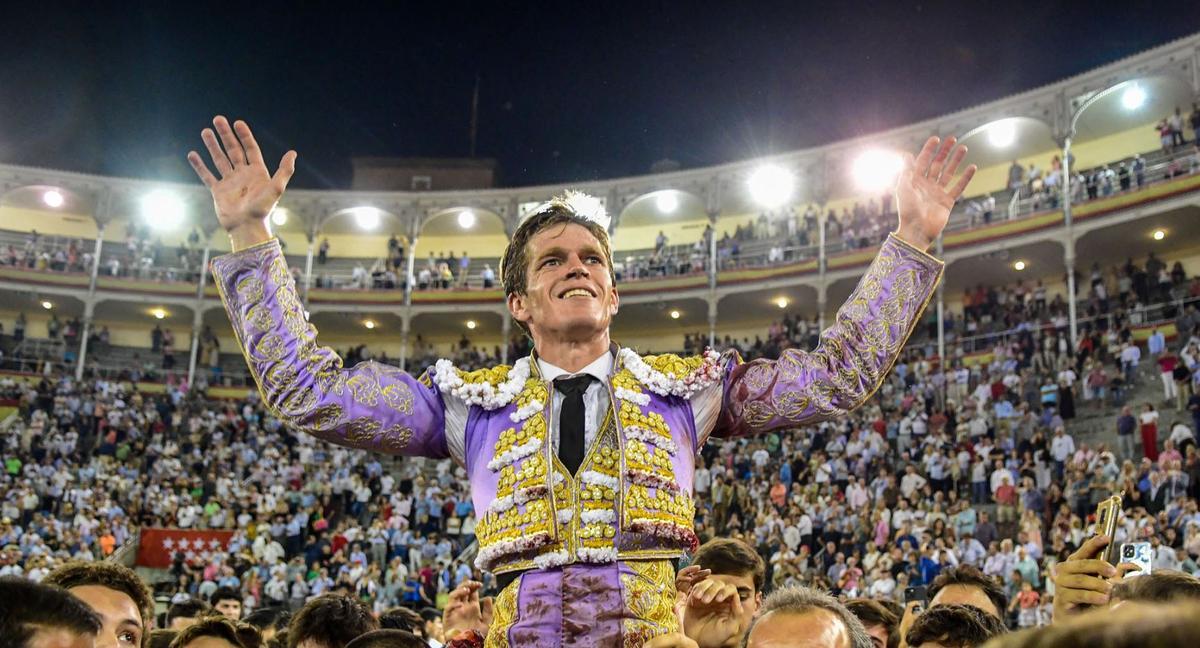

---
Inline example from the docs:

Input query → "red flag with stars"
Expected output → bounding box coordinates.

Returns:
[136,528,236,568]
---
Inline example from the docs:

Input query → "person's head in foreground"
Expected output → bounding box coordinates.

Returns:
[44,561,155,648]
[692,538,767,643]
[981,600,1200,648]
[342,630,428,648]
[168,616,261,648]
[500,193,618,348]
[0,576,102,648]
[898,566,1005,647]
[209,588,243,621]
[287,594,378,648]
[741,586,873,648]
[376,607,421,634]
[845,598,899,648]
[167,600,213,631]
[1109,569,1200,606]
[148,630,178,648]
[241,608,289,644]
[903,604,1007,648]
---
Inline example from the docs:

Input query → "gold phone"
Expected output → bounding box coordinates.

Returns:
[1095,495,1122,565]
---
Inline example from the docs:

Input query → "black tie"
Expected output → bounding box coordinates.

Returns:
[554,375,594,474]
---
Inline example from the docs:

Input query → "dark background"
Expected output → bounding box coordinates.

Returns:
[1,1,1197,188]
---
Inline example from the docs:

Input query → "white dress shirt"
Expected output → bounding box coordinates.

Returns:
[445,348,725,465]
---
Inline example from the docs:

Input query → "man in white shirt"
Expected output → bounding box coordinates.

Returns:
[900,465,928,499]
[1051,426,1075,479]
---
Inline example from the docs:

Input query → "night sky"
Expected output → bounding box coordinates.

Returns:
[1,2,1198,189]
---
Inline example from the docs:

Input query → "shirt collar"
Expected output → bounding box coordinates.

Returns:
[537,350,613,385]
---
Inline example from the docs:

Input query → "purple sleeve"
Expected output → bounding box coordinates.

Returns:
[715,234,943,438]
[210,239,448,458]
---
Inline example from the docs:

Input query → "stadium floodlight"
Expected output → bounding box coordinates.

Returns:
[152,308,166,319]
[776,297,788,309]
[987,119,1017,148]
[351,206,381,230]
[655,191,679,214]
[41,300,52,310]
[852,150,905,192]
[669,309,681,319]
[1121,84,1146,111]
[1014,260,1027,271]
[458,210,477,229]
[1153,229,1166,240]
[270,207,289,226]
[42,190,65,208]
[141,189,186,229]
[363,319,376,329]
[748,165,794,208]
[466,320,477,330]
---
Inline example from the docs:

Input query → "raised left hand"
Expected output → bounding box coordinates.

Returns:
[443,580,494,637]
[895,136,976,251]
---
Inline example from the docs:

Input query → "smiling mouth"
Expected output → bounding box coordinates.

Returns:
[558,288,595,299]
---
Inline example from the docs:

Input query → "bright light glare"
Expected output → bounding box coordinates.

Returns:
[351,207,381,230]
[270,207,289,226]
[466,320,477,330]
[42,190,64,208]
[41,300,52,310]
[1121,85,1146,110]
[656,191,679,214]
[152,308,166,319]
[853,150,905,192]
[457,210,477,229]
[1153,229,1166,241]
[669,310,681,320]
[987,120,1017,148]
[141,190,186,229]
[776,297,788,309]
[363,320,376,329]
[1014,261,1027,271]
[747,165,795,208]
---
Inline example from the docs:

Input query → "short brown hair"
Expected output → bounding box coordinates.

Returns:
[692,538,766,592]
[980,601,1200,648]
[905,604,1007,647]
[1111,570,1200,603]
[928,565,1008,616]
[170,615,262,648]
[287,594,378,648]
[344,629,429,648]
[845,598,898,640]
[500,197,615,298]
[45,561,155,648]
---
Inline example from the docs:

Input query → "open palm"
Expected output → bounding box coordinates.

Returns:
[187,116,297,237]
[895,136,976,250]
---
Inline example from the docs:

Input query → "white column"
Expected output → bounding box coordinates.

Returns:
[501,313,511,365]
[708,298,718,349]
[399,314,411,372]
[1066,238,1078,348]
[817,283,828,332]
[302,233,316,306]
[186,241,212,386]
[936,236,946,363]
[75,222,106,380]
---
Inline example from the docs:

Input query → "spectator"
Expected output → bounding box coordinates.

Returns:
[683,539,765,647]
[211,586,244,620]
[742,586,873,648]
[168,598,213,630]
[44,561,154,648]
[904,604,1007,647]
[169,615,261,648]
[1140,403,1161,461]
[287,594,379,648]
[318,238,330,265]
[845,598,899,648]
[0,576,102,648]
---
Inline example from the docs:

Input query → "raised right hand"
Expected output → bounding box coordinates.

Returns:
[682,579,744,648]
[1051,534,1138,618]
[187,116,297,251]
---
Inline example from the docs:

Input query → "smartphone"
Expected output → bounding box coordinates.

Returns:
[1094,495,1122,565]
[905,585,928,612]
[1120,542,1153,577]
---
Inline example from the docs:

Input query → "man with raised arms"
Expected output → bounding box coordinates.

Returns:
[188,116,973,647]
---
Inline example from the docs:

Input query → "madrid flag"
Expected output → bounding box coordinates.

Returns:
[136,528,236,568]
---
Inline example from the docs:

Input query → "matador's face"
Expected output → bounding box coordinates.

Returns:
[508,223,619,345]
